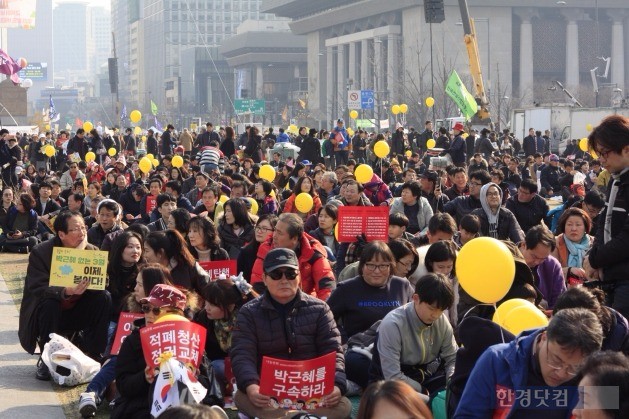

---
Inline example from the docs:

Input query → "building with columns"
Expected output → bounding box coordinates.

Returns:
[262,0,629,128]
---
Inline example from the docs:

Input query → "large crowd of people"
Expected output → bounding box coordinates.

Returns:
[4,113,628,418]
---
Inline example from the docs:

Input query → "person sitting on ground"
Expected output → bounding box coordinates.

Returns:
[230,248,352,419]
[471,182,525,243]
[86,199,124,249]
[356,380,433,419]
[369,273,458,396]
[388,181,433,235]
[186,216,229,262]
[0,193,40,253]
[147,193,177,232]
[456,213,480,248]
[459,307,602,418]
[18,210,112,381]
[551,207,594,283]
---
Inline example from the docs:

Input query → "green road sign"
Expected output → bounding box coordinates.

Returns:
[234,99,266,115]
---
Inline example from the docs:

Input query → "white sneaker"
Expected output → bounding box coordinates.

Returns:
[78,392,97,417]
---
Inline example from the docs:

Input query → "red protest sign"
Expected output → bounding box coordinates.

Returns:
[145,195,157,214]
[110,312,144,355]
[140,320,206,368]
[198,260,237,281]
[259,352,336,410]
[337,206,389,242]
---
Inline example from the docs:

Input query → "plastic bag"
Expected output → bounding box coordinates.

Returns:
[41,333,101,386]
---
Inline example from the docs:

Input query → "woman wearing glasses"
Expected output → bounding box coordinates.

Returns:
[236,214,277,283]
[471,182,525,243]
[79,264,175,418]
[327,241,414,390]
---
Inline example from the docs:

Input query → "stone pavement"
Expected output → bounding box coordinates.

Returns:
[0,269,65,418]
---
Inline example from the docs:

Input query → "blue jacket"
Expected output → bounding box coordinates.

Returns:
[276,132,290,143]
[454,328,577,418]
[329,127,350,150]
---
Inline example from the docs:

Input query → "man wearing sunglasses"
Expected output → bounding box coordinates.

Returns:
[231,248,352,419]
[455,308,603,418]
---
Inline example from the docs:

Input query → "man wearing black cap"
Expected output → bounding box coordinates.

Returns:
[231,248,351,419]
[539,154,562,197]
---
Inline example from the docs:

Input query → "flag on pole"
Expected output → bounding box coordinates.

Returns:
[445,70,478,120]
[120,104,127,121]
[75,117,83,129]
[154,116,163,131]
[298,99,306,109]
[150,100,158,116]
[0,48,23,84]
[281,106,288,122]
[49,96,60,122]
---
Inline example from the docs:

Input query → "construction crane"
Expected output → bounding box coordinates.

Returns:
[458,0,492,127]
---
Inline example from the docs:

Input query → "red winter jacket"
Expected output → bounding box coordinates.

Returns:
[250,232,336,300]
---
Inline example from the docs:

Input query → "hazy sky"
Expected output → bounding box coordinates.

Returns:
[53,0,110,9]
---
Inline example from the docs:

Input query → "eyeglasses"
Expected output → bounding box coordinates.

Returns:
[67,226,87,233]
[266,269,298,280]
[468,181,483,187]
[397,259,413,269]
[595,148,613,159]
[486,191,501,197]
[141,305,162,315]
[255,225,274,233]
[545,340,582,377]
[364,263,391,272]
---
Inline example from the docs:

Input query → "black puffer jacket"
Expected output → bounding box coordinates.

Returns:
[217,221,255,259]
[230,291,347,394]
[505,194,549,232]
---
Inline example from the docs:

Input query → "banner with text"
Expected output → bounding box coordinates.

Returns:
[49,247,109,290]
[110,312,144,355]
[260,352,336,410]
[198,260,237,281]
[337,206,389,242]
[140,320,206,368]
[0,0,36,29]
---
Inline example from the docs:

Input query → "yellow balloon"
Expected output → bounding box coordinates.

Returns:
[347,128,354,137]
[108,148,117,157]
[579,138,589,152]
[295,192,314,213]
[590,150,598,159]
[349,110,359,119]
[44,145,55,157]
[405,150,412,157]
[334,223,339,241]
[259,164,276,182]
[391,105,400,115]
[171,155,183,168]
[45,124,51,131]
[219,195,228,204]
[493,298,536,326]
[152,158,160,167]
[288,124,297,133]
[501,305,549,336]
[130,110,142,123]
[456,237,515,304]
[354,164,374,184]
[586,123,593,132]
[425,97,435,107]
[142,135,147,142]
[83,121,93,132]
[400,104,408,114]
[247,197,259,215]
[134,126,142,135]
[426,139,436,149]
[139,157,152,173]
[85,151,95,162]
[146,153,154,160]
[374,141,390,158]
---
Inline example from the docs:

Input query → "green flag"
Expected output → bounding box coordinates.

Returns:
[150,100,158,116]
[445,70,478,120]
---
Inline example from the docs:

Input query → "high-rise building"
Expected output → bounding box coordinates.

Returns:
[114,0,274,117]
[53,1,92,84]
[91,7,111,84]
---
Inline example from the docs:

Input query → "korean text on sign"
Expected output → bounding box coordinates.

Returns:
[259,352,336,410]
[140,320,207,368]
[198,260,237,281]
[337,206,389,242]
[49,247,109,290]
[110,312,144,355]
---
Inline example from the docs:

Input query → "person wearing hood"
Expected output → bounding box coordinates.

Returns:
[471,182,524,243]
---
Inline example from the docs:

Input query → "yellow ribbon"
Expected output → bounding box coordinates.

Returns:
[156,351,174,365]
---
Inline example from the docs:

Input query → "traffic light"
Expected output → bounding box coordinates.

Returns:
[424,0,445,24]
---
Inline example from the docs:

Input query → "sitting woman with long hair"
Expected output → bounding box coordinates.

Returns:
[217,198,256,259]
[187,217,229,262]
[0,193,39,253]
[282,176,322,218]
[143,229,209,296]
[193,276,259,392]
[237,214,278,281]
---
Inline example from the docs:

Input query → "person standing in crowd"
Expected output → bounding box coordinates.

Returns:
[231,248,352,419]
[19,211,111,380]
[330,118,351,167]
[443,122,466,167]
[585,115,629,319]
